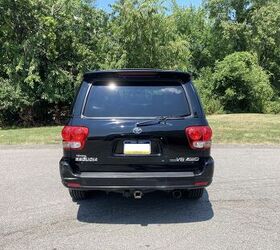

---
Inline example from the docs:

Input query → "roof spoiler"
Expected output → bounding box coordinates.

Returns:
[83,69,191,82]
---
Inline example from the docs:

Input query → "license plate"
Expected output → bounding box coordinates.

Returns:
[123,140,151,155]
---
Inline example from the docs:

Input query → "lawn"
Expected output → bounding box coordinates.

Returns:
[207,114,280,144]
[0,126,62,145]
[0,114,279,145]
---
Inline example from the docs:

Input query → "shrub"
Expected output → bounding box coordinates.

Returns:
[0,78,24,126]
[195,52,274,114]
[211,52,273,113]
[194,67,224,114]
[263,99,280,114]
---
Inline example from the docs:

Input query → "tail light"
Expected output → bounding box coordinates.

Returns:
[61,126,89,150]
[185,126,212,150]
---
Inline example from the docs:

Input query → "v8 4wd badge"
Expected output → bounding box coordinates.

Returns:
[169,157,200,162]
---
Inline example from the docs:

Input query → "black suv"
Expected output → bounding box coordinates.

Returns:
[60,69,214,201]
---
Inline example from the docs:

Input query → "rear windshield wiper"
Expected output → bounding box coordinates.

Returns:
[136,115,188,127]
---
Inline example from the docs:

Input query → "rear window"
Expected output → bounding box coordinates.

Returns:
[83,81,190,117]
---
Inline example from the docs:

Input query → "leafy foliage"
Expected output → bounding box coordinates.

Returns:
[212,52,273,113]
[0,0,280,126]
[101,0,191,70]
[0,0,106,125]
[250,1,280,90]
[195,52,276,114]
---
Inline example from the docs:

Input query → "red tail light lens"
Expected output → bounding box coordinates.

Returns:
[194,181,209,186]
[66,182,81,188]
[185,126,212,149]
[61,126,89,150]
[187,127,203,141]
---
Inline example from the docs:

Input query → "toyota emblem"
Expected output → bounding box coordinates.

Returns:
[133,127,142,134]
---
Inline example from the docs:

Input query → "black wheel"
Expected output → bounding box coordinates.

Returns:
[186,188,204,199]
[69,189,88,201]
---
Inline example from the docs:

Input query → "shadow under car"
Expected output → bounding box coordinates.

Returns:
[77,190,214,225]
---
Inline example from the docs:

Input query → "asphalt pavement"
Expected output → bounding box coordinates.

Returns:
[0,144,279,250]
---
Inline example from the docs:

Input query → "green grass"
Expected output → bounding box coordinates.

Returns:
[0,114,280,145]
[0,126,62,145]
[207,114,280,144]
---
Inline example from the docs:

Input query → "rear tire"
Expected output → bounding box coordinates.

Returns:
[69,189,88,201]
[186,188,204,199]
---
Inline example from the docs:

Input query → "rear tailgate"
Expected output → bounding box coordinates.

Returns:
[74,119,209,171]
[68,78,210,172]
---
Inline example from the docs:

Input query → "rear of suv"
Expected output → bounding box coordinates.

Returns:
[59,69,214,201]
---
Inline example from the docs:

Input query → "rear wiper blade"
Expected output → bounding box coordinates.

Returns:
[136,115,188,127]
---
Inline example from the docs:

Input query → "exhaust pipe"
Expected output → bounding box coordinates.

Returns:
[133,191,143,199]
[172,190,182,199]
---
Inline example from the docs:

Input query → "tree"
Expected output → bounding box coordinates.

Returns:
[101,0,192,70]
[250,1,280,90]
[172,4,213,73]
[203,0,274,60]
[204,52,273,113]
[1,0,280,125]
[0,0,107,125]
[203,0,280,93]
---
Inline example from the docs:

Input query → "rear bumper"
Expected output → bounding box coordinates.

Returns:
[59,158,214,191]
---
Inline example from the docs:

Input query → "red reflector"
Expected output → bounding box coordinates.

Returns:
[61,126,89,150]
[67,182,81,188]
[194,181,209,186]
